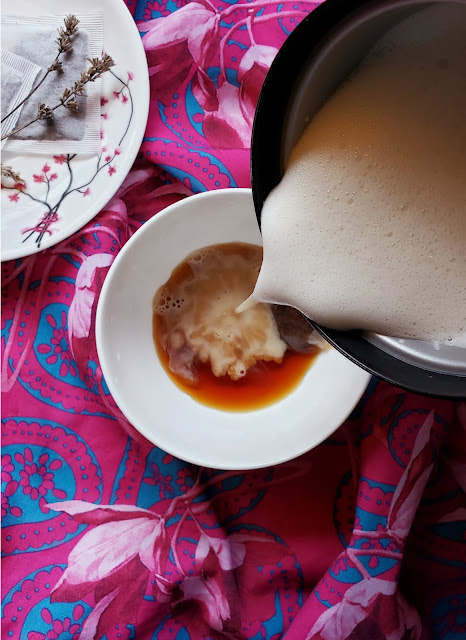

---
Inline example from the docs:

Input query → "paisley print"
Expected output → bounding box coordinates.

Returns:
[1,2,464,640]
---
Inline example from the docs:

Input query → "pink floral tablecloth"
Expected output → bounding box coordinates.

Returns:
[2,2,465,639]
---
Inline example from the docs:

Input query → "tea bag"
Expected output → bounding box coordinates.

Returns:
[1,49,41,148]
[1,13,103,154]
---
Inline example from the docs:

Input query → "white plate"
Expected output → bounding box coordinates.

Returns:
[96,189,370,469]
[1,0,149,261]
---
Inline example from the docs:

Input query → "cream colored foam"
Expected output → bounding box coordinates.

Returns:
[154,244,287,381]
[254,5,466,345]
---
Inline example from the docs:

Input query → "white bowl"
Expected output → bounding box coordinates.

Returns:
[96,189,370,469]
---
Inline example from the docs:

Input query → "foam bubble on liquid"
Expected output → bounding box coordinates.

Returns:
[254,4,466,346]
[154,243,287,381]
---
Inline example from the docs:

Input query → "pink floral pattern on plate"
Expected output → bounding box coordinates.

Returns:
[5,72,134,251]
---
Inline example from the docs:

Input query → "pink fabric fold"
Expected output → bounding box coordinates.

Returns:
[2,3,465,640]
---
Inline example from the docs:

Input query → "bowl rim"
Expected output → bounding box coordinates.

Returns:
[250,0,466,400]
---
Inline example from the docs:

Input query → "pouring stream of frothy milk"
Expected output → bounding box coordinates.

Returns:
[253,5,466,346]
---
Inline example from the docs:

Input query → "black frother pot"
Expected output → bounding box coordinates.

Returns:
[251,0,466,399]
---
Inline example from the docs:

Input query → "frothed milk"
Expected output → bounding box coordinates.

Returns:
[254,5,466,345]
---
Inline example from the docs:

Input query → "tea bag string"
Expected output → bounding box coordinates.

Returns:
[1,54,114,142]
[0,14,79,125]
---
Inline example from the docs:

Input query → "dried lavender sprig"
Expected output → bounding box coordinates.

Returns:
[1,164,24,183]
[1,54,115,141]
[0,15,79,124]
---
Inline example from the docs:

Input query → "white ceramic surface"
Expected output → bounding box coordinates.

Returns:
[96,189,370,470]
[1,0,149,261]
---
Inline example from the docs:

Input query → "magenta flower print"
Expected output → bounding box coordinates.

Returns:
[142,2,220,101]
[144,0,170,20]
[201,41,279,149]
[140,2,284,148]
[37,311,78,378]
[191,68,219,112]
[144,463,174,499]
[19,464,48,500]
[45,499,240,634]
[202,82,251,148]
[27,605,83,640]
[43,461,297,636]
[329,556,347,577]
[307,579,422,640]
[180,532,263,630]
[2,454,14,483]
[16,448,66,501]
[195,532,248,572]
[2,491,10,518]
[181,571,231,631]
[45,501,164,637]
[2,484,22,518]
[176,467,195,493]
[1,454,22,518]
[237,43,278,128]
[1,492,9,517]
